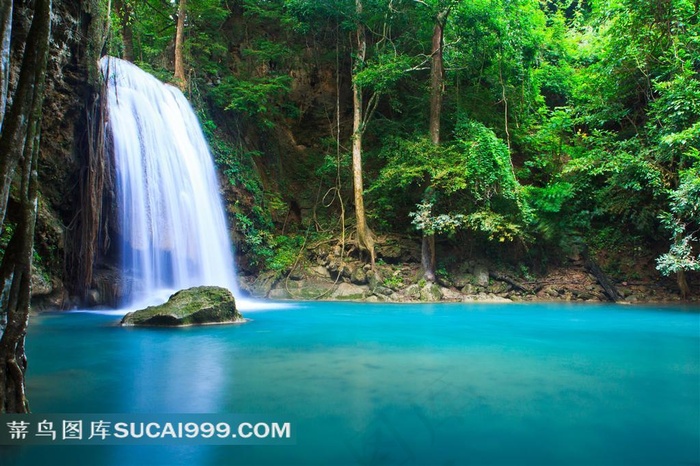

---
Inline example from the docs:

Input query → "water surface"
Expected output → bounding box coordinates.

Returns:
[6,301,700,465]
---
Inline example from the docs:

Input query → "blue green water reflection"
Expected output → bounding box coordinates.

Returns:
[6,302,700,465]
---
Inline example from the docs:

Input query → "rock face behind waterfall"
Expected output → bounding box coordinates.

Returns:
[121,286,243,327]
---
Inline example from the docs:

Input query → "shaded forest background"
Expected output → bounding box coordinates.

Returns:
[2,0,700,312]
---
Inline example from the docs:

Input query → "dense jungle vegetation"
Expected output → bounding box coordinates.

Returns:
[0,0,699,414]
[102,0,699,294]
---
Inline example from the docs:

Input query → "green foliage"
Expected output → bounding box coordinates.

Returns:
[519,108,577,184]
[265,234,305,274]
[436,266,449,282]
[452,119,520,202]
[523,181,584,243]
[374,117,527,243]
[561,140,668,240]
[518,263,534,281]
[241,39,288,63]
[115,0,700,287]
[198,109,264,197]
[649,68,700,167]
[657,165,700,275]
[448,0,549,135]
[588,226,641,256]
[211,75,293,127]
[111,0,229,81]
[197,105,292,275]
[232,185,304,275]
[353,53,417,93]
[409,201,466,236]
[464,211,523,243]
[0,222,15,263]
[525,181,574,215]
[232,211,272,266]
[183,0,229,76]
[656,236,700,275]
[383,274,403,289]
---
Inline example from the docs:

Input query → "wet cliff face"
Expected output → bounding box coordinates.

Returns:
[39,1,83,214]
[22,1,107,309]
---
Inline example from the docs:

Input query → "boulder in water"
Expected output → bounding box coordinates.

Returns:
[121,286,243,327]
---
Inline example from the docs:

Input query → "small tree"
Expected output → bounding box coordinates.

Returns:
[657,166,700,298]
[373,118,527,269]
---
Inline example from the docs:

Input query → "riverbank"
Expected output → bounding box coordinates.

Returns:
[239,256,695,305]
[28,234,697,311]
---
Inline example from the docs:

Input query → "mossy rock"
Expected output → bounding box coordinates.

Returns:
[121,286,243,327]
[420,283,442,302]
[330,282,369,300]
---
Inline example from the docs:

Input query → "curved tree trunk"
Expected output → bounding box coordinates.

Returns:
[582,245,621,303]
[0,0,52,414]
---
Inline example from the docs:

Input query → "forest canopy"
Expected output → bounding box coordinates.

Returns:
[109,0,700,287]
[103,0,699,293]
[0,0,696,305]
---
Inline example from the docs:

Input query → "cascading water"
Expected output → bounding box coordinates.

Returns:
[101,56,238,309]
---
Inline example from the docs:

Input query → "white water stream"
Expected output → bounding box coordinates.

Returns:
[101,56,238,310]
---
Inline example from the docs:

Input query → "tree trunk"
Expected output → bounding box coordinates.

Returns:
[582,246,621,302]
[0,125,40,414]
[114,0,134,62]
[422,10,447,282]
[429,16,445,146]
[0,0,53,232]
[677,269,689,300]
[174,0,187,90]
[0,0,51,413]
[421,235,436,282]
[489,270,534,293]
[0,0,11,134]
[351,0,375,268]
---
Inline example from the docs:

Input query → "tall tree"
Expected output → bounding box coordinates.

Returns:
[351,0,376,268]
[421,0,453,282]
[114,0,134,61]
[0,0,52,413]
[174,0,187,89]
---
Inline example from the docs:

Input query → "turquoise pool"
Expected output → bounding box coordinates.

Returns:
[4,301,699,465]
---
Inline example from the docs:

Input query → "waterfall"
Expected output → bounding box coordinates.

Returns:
[101,56,238,308]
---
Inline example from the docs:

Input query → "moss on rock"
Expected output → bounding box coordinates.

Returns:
[121,286,243,327]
